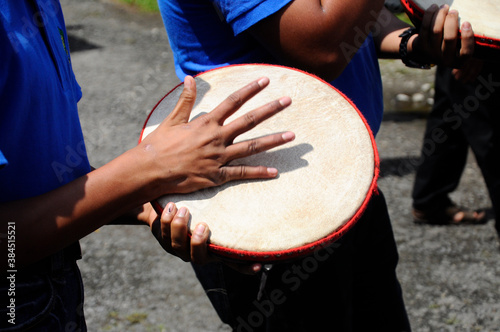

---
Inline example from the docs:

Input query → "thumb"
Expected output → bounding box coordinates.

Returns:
[166,75,197,125]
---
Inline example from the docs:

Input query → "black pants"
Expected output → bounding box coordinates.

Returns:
[412,65,500,235]
[0,243,86,331]
[193,191,411,332]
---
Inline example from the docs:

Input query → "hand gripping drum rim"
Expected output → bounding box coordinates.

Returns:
[401,0,500,53]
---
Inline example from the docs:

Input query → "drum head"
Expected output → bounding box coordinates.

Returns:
[140,64,379,261]
[402,0,500,54]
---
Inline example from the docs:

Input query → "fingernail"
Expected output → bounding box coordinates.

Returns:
[184,76,194,88]
[194,223,206,237]
[439,4,448,9]
[177,207,187,217]
[449,9,458,15]
[167,202,175,214]
[279,96,292,107]
[258,77,270,87]
[462,22,472,31]
[267,168,278,176]
[282,131,295,141]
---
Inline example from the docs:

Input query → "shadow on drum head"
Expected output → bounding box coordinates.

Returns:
[235,142,312,175]
[175,142,313,205]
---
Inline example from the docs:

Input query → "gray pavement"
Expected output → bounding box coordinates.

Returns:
[61,0,500,331]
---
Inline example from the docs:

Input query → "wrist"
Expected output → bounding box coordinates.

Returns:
[406,34,418,55]
[97,146,163,227]
[107,204,153,226]
[118,144,166,201]
[399,27,433,69]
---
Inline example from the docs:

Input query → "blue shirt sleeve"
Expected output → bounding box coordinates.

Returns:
[0,150,7,169]
[214,0,292,35]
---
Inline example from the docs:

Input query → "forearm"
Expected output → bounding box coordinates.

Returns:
[107,204,152,225]
[375,4,474,69]
[0,75,295,269]
[373,7,413,59]
[0,146,160,268]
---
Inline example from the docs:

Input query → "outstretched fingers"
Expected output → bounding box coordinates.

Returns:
[226,131,296,161]
[223,96,292,143]
[209,77,271,124]
[218,95,295,182]
[219,130,295,182]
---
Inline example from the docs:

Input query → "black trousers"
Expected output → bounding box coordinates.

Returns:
[412,65,500,235]
[0,243,86,331]
[192,191,411,332]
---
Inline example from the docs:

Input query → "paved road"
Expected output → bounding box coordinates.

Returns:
[61,0,500,331]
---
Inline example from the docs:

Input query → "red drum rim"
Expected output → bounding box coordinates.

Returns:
[401,0,500,50]
[139,64,380,262]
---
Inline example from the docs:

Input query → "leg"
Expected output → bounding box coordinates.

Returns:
[412,66,469,214]
[0,246,86,331]
[412,66,486,224]
[460,65,500,235]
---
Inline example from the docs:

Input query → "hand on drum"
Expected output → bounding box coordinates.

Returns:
[138,75,295,197]
[139,75,295,273]
[148,202,262,274]
[412,4,481,74]
[147,202,211,264]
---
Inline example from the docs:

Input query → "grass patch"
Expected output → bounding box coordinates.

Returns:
[445,316,459,325]
[119,0,159,12]
[126,312,148,324]
[105,310,149,328]
[395,12,413,26]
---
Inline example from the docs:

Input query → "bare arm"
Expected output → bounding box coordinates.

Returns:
[372,7,412,58]
[0,76,294,269]
[375,5,476,67]
[248,1,475,81]
[248,0,385,81]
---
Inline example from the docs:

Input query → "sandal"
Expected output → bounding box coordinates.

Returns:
[412,205,487,225]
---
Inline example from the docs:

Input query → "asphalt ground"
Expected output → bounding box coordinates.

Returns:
[61,0,500,331]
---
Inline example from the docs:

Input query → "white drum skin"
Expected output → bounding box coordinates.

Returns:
[140,64,379,261]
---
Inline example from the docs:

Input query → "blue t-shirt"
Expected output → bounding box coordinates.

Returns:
[159,0,383,135]
[0,150,6,170]
[0,0,91,203]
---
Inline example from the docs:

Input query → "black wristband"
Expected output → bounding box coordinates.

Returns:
[399,27,432,69]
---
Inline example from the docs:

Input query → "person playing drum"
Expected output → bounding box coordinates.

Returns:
[158,0,477,330]
[0,1,296,329]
